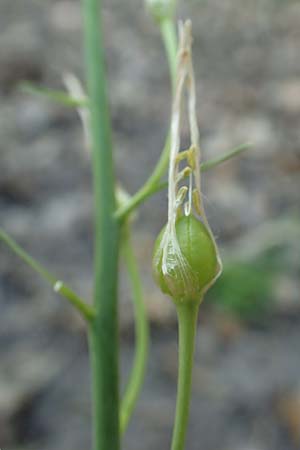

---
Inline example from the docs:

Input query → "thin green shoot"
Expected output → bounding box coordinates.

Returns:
[0,228,94,321]
[120,226,149,433]
[19,82,89,108]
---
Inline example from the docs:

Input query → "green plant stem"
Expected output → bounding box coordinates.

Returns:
[200,142,252,172]
[115,19,177,223]
[115,136,170,221]
[0,228,94,321]
[171,302,199,450]
[120,226,149,434]
[82,0,120,449]
[160,17,177,91]
[20,82,88,108]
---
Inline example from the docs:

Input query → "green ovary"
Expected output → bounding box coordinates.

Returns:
[153,214,219,302]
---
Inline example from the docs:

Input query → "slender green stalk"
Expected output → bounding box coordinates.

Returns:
[82,0,120,449]
[200,142,252,172]
[160,17,177,91]
[115,136,170,221]
[0,228,55,284]
[55,283,94,320]
[171,302,199,450]
[115,19,177,222]
[20,82,88,108]
[0,228,94,321]
[120,226,149,434]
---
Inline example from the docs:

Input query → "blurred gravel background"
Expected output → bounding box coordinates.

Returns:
[0,1,300,449]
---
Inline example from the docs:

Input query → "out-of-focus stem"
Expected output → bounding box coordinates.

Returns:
[82,0,120,449]
[120,226,149,433]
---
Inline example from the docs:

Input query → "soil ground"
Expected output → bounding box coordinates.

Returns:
[0,1,300,449]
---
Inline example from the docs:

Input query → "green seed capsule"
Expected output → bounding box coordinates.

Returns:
[152,214,219,303]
